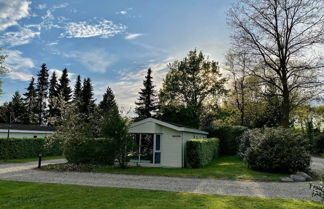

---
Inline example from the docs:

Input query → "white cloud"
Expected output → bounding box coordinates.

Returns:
[64,49,115,73]
[0,0,31,31]
[48,68,75,81]
[61,19,126,38]
[118,10,127,15]
[37,4,47,10]
[125,33,143,40]
[0,27,40,47]
[3,50,34,81]
[7,71,33,81]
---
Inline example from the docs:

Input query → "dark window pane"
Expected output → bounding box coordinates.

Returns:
[155,152,161,164]
[156,135,160,151]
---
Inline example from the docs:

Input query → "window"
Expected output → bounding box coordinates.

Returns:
[154,152,161,164]
[155,134,160,151]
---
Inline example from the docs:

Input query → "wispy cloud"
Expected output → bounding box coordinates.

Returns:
[0,0,31,31]
[117,10,127,15]
[37,4,47,10]
[125,33,143,40]
[3,50,34,81]
[94,57,173,112]
[64,49,116,73]
[48,68,76,82]
[0,27,40,47]
[61,19,126,39]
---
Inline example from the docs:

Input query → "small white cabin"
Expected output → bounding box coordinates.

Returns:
[0,124,55,138]
[128,118,208,168]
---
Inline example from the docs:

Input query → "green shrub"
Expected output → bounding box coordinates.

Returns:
[206,126,248,155]
[186,138,219,168]
[312,132,324,155]
[64,138,116,165]
[239,128,311,173]
[0,138,63,160]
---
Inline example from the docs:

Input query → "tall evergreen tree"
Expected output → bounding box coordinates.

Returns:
[135,68,157,120]
[73,75,82,103]
[35,63,49,125]
[80,78,95,115]
[9,91,28,124]
[57,68,72,102]
[23,77,37,124]
[99,86,118,114]
[48,72,60,121]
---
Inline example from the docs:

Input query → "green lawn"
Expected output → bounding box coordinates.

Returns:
[44,156,288,181]
[0,155,63,163]
[0,180,321,209]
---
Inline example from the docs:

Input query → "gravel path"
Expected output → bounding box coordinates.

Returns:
[0,158,321,201]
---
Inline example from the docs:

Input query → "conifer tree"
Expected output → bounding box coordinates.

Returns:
[80,78,95,115]
[23,77,37,124]
[73,75,82,103]
[135,68,157,120]
[99,86,118,114]
[9,91,28,124]
[35,63,49,125]
[57,68,72,102]
[48,72,59,120]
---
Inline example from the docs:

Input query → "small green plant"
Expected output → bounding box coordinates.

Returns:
[310,177,324,203]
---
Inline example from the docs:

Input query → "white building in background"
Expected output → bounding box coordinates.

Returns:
[128,118,208,168]
[0,124,55,138]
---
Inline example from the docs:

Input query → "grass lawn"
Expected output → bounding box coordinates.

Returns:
[0,155,63,163]
[0,180,322,209]
[44,156,288,181]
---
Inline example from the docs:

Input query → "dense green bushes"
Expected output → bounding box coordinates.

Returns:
[312,132,324,155]
[239,128,311,173]
[0,138,63,160]
[186,138,219,168]
[63,138,116,165]
[206,126,247,155]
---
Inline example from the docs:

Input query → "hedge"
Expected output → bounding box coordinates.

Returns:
[186,138,219,168]
[0,138,63,160]
[64,138,116,165]
[206,126,248,155]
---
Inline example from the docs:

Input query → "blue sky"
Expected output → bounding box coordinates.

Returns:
[0,0,236,111]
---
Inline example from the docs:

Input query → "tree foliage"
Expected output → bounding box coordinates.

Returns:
[159,49,226,128]
[135,68,157,121]
[228,0,324,127]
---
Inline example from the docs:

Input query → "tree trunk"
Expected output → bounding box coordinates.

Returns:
[281,83,290,128]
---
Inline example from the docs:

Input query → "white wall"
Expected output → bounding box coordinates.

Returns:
[0,132,53,138]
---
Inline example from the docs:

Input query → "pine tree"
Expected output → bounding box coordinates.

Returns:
[9,91,28,124]
[73,75,82,103]
[80,78,95,115]
[99,86,118,114]
[48,72,59,121]
[35,63,49,125]
[135,68,157,120]
[57,68,72,102]
[23,77,37,124]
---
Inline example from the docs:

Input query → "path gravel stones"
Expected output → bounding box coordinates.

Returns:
[0,158,322,201]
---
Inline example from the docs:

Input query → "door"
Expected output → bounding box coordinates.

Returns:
[154,134,161,164]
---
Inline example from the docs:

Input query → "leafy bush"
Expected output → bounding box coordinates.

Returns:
[239,128,311,173]
[64,138,116,165]
[0,138,63,160]
[312,132,324,155]
[186,138,219,168]
[206,126,247,155]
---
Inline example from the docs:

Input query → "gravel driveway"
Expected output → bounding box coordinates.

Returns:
[0,158,322,201]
